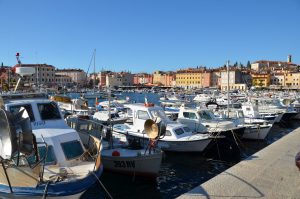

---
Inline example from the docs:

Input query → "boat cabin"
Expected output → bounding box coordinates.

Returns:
[119,103,196,140]
[1,93,87,167]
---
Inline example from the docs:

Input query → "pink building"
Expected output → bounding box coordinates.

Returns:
[202,72,212,88]
[133,73,153,85]
[163,72,176,87]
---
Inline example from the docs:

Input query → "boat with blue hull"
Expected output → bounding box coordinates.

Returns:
[0,93,103,198]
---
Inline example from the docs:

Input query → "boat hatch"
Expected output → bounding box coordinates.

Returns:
[174,128,185,135]
[61,140,84,160]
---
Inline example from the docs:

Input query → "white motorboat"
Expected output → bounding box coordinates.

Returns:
[0,93,103,198]
[218,108,272,140]
[93,111,128,125]
[113,103,212,152]
[193,94,212,103]
[177,107,245,137]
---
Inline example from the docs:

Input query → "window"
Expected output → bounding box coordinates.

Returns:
[183,127,191,132]
[27,145,56,165]
[165,130,172,136]
[137,110,150,120]
[183,112,197,119]
[61,140,84,160]
[174,128,184,135]
[38,102,61,120]
[199,111,214,120]
[9,104,35,122]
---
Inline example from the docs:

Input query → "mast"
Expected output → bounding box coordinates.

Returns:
[93,49,96,93]
[227,60,230,117]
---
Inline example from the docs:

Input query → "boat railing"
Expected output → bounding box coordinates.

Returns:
[66,117,105,135]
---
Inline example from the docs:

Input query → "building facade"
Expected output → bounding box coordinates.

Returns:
[153,71,175,87]
[175,68,210,89]
[220,69,244,91]
[56,69,87,86]
[251,73,271,88]
[55,75,73,87]
[106,72,134,87]
[133,73,153,85]
[14,64,56,87]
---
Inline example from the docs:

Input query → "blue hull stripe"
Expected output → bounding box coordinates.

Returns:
[0,165,103,197]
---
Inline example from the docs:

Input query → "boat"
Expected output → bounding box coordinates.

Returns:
[101,121,163,178]
[93,111,128,125]
[0,93,103,198]
[177,106,245,137]
[218,108,272,140]
[193,94,212,103]
[66,117,162,178]
[113,103,212,152]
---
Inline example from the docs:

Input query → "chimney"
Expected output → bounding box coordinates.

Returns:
[287,55,292,63]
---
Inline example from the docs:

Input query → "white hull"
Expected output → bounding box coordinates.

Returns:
[158,139,212,152]
[242,125,271,140]
[102,148,162,177]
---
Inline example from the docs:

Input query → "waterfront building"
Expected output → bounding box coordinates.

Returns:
[56,69,87,87]
[251,55,298,71]
[97,71,108,88]
[220,68,246,91]
[251,73,271,88]
[175,68,210,89]
[271,73,284,87]
[0,65,19,90]
[106,72,133,87]
[153,71,175,87]
[211,70,221,88]
[55,74,72,87]
[133,73,153,85]
[13,64,56,87]
[284,72,300,89]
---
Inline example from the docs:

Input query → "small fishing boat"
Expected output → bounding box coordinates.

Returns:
[114,103,212,152]
[0,93,103,198]
[101,128,163,178]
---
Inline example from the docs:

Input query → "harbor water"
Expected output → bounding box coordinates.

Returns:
[72,92,295,199]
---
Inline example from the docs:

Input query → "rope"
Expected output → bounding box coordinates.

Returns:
[91,172,113,199]
[42,181,51,199]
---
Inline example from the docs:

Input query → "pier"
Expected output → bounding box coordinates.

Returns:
[178,127,300,199]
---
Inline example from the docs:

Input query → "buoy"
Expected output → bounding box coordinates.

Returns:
[112,150,120,156]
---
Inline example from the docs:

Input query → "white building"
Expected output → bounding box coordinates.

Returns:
[56,69,87,86]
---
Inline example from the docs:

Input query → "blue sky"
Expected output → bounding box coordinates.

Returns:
[0,0,299,73]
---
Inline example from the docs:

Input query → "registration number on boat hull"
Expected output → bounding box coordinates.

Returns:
[113,161,135,168]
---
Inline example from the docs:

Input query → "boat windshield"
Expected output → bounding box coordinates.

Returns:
[61,140,84,160]
[27,145,56,165]
[9,104,35,122]
[111,113,120,119]
[150,109,168,120]
[198,110,215,120]
[38,102,62,120]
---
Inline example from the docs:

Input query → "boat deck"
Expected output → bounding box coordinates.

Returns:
[178,127,300,199]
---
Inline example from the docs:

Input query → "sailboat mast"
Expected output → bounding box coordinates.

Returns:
[93,49,96,93]
[227,60,230,117]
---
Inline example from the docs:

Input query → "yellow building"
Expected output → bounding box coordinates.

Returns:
[175,68,204,89]
[284,72,300,88]
[252,73,271,88]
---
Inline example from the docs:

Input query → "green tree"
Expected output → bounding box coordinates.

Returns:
[247,61,251,69]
